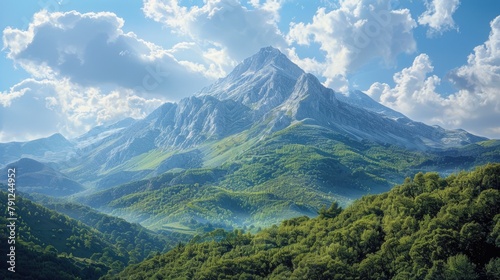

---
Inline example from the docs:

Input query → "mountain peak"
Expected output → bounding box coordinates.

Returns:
[227,46,303,80]
[198,47,304,110]
[192,47,486,150]
[258,46,282,57]
[249,46,285,65]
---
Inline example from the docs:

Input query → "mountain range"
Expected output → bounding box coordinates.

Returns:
[0,133,74,166]
[1,47,499,232]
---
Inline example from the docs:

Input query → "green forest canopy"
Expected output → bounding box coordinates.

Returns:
[106,163,500,280]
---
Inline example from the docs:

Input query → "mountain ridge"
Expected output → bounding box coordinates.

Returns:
[0,46,497,239]
[0,133,74,166]
[1,47,487,171]
[197,47,485,150]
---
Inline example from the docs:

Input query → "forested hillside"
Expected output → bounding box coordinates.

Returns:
[106,163,500,279]
[0,191,182,279]
[26,194,191,261]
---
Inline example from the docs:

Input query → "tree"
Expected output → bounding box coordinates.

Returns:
[485,258,500,280]
[44,245,58,256]
[318,201,342,219]
[444,254,478,280]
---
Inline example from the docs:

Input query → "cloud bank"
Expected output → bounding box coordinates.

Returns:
[0,78,163,142]
[367,16,500,138]
[1,10,197,141]
[2,10,211,99]
[286,0,417,91]
[142,0,287,74]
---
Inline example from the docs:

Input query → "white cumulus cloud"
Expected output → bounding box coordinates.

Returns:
[418,0,460,36]
[2,10,212,99]
[366,54,446,122]
[286,0,417,92]
[0,9,218,142]
[366,16,500,139]
[448,16,500,96]
[142,0,287,67]
[0,79,163,142]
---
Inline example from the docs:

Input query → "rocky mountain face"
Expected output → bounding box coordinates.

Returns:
[335,90,406,119]
[90,47,486,165]
[198,47,485,149]
[198,47,304,113]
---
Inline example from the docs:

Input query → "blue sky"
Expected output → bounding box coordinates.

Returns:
[1,0,499,142]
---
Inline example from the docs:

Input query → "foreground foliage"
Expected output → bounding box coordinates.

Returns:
[107,163,500,279]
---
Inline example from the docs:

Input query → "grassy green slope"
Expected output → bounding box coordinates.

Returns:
[105,163,500,280]
[78,123,500,232]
